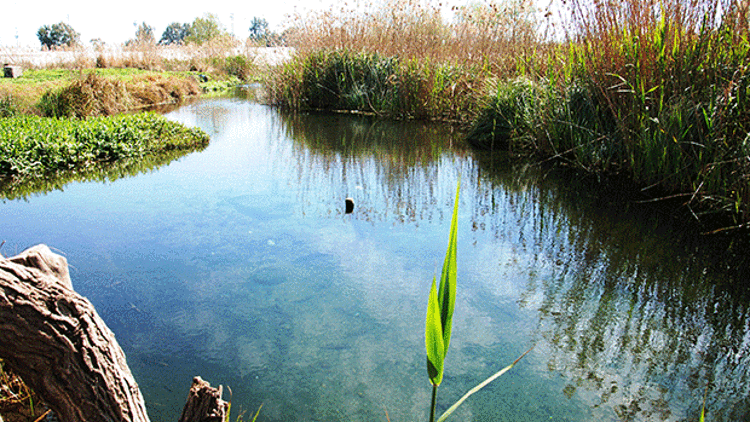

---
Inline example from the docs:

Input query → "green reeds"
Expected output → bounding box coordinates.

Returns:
[268,49,482,121]
[559,0,750,223]
[272,0,750,227]
[424,181,531,422]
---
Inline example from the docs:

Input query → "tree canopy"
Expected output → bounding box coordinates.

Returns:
[159,22,191,45]
[134,22,155,44]
[185,14,226,45]
[249,17,269,41]
[36,22,80,49]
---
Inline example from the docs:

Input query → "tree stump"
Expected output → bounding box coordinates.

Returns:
[177,377,229,422]
[0,244,230,422]
[0,244,150,422]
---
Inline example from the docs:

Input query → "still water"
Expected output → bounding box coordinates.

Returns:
[3,98,750,421]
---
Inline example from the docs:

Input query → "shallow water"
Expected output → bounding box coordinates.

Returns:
[2,98,749,421]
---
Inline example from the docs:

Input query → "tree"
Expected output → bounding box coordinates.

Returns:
[134,22,155,44]
[185,14,226,45]
[248,17,269,41]
[36,22,80,49]
[159,22,191,45]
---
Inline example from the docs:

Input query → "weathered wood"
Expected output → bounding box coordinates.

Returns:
[177,377,229,422]
[0,244,150,422]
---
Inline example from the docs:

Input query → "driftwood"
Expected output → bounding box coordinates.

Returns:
[177,377,229,422]
[0,244,150,422]
[0,244,229,422]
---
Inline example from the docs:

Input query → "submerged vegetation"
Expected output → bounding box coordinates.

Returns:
[270,0,750,231]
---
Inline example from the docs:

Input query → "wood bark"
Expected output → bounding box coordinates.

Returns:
[177,377,229,422]
[0,244,150,422]
[0,244,230,422]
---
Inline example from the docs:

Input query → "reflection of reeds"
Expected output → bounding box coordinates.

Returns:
[272,0,750,228]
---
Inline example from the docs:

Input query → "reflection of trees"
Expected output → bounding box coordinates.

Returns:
[0,147,205,201]
[472,162,750,421]
[279,108,750,419]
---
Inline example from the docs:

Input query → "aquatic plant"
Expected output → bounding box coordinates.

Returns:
[425,181,531,422]
[268,49,482,121]
[425,181,460,421]
[0,112,209,184]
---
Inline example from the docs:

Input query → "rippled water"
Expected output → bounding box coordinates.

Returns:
[2,97,749,421]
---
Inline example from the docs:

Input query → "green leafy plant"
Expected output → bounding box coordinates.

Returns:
[425,180,460,421]
[425,180,532,422]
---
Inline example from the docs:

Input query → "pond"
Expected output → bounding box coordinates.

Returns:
[2,97,750,422]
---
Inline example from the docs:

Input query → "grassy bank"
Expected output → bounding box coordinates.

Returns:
[0,62,229,198]
[269,0,750,230]
[269,49,483,121]
[0,69,211,116]
[0,112,209,193]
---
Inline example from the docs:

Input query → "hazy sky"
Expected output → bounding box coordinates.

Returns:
[1,0,341,47]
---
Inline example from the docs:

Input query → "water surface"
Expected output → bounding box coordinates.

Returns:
[2,98,749,421]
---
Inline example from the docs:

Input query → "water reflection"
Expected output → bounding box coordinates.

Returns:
[277,111,472,225]
[467,163,750,421]
[276,107,750,421]
[0,143,206,201]
[3,98,748,422]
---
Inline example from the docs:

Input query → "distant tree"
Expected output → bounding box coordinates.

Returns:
[134,22,155,44]
[159,22,191,45]
[36,22,80,49]
[185,14,226,45]
[248,17,269,41]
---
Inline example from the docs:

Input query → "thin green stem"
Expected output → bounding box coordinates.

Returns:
[429,384,438,422]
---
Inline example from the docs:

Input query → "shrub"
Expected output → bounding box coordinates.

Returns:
[37,73,131,118]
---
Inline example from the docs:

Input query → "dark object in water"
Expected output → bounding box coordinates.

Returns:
[345,198,354,214]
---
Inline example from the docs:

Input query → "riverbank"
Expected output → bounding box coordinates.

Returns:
[0,59,239,198]
[0,112,209,197]
[0,68,234,116]
[268,0,750,232]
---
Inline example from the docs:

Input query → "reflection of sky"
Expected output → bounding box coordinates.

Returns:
[2,98,749,421]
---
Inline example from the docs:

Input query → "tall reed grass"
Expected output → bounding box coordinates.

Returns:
[271,0,750,228]
[269,49,482,120]
[556,0,750,225]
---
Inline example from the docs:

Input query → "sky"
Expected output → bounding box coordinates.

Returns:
[2,0,562,49]
[1,0,343,47]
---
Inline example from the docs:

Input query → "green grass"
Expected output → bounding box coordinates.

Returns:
[0,112,209,184]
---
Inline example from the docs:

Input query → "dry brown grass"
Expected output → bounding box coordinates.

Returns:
[0,359,46,422]
[33,72,201,118]
[285,0,543,75]
[127,73,201,108]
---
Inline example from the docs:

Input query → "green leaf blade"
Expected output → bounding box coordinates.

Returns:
[426,275,445,386]
[437,181,460,355]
